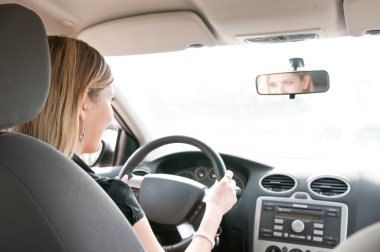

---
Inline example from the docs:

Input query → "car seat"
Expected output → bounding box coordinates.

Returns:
[0,4,144,251]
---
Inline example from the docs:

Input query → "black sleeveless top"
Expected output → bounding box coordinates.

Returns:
[73,155,145,226]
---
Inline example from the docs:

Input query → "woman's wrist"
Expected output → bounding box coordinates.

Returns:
[193,231,215,248]
[196,205,223,240]
[205,203,224,220]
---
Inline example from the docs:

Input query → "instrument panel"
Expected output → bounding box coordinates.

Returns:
[176,166,245,190]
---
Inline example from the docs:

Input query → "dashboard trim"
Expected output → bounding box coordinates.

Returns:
[307,174,351,199]
[253,193,348,252]
[259,172,298,194]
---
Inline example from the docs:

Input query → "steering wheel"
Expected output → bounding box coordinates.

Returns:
[118,135,227,251]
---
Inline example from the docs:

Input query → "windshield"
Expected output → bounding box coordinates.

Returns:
[107,36,380,160]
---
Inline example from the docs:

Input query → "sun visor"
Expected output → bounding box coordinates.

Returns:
[344,0,380,36]
[78,11,216,56]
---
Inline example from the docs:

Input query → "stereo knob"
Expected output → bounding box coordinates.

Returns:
[265,246,281,252]
[291,219,305,233]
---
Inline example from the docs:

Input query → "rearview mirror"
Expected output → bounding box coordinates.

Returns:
[256,70,329,95]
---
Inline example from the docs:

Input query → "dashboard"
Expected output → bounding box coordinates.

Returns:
[135,151,380,252]
[175,166,246,191]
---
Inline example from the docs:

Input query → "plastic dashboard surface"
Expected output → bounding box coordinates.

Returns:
[141,151,380,252]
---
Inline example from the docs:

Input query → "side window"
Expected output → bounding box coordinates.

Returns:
[80,121,119,166]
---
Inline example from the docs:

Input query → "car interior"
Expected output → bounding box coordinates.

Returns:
[1,1,380,252]
[0,4,144,252]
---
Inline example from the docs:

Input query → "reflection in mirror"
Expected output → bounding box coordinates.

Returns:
[256,70,329,95]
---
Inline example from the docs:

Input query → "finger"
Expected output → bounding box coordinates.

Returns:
[224,170,234,181]
[121,174,129,184]
[229,179,236,188]
[209,180,218,190]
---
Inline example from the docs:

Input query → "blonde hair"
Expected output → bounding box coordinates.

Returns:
[293,72,314,92]
[12,36,113,157]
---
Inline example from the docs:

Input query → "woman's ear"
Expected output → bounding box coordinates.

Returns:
[79,91,89,121]
[302,75,312,89]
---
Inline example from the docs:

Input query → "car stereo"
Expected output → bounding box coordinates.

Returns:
[254,193,348,252]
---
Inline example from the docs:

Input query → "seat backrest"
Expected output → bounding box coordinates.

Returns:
[0,4,144,251]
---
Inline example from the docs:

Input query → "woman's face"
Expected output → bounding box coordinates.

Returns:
[80,84,114,154]
[267,73,308,94]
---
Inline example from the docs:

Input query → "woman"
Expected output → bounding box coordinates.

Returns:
[13,36,237,251]
[261,72,315,94]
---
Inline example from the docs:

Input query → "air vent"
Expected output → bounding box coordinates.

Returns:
[310,177,349,197]
[132,168,150,176]
[261,174,296,192]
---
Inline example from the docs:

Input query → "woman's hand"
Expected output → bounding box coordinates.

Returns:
[206,170,237,216]
[121,174,129,184]
[186,170,238,252]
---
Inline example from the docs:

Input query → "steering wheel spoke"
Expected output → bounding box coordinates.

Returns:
[177,223,195,239]
[127,174,144,189]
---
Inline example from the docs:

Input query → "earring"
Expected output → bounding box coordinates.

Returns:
[79,120,86,143]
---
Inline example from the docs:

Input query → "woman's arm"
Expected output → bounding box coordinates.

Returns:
[132,170,237,252]
[185,170,237,251]
[133,217,165,252]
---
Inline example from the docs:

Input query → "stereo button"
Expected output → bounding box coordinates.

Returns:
[325,240,338,246]
[326,211,339,217]
[274,219,284,224]
[290,234,305,239]
[314,230,323,235]
[260,228,273,238]
[263,202,275,211]
[324,236,339,246]
[261,228,273,233]
[326,208,340,217]
[313,236,323,242]
[291,220,305,233]
[260,232,272,238]
[264,205,275,211]
[273,232,282,237]
[274,225,283,231]
[314,223,324,229]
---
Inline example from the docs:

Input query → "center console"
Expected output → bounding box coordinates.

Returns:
[254,193,348,252]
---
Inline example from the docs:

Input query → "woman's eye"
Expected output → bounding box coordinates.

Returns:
[268,82,277,88]
[284,81,294,85]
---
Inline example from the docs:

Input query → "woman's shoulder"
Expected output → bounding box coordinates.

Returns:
[72,155,145,225]
[89,173,145,225]
[88,173,131,196]
[72,154,95,174]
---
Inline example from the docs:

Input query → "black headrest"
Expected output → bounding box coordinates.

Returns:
[0,4,50,129]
